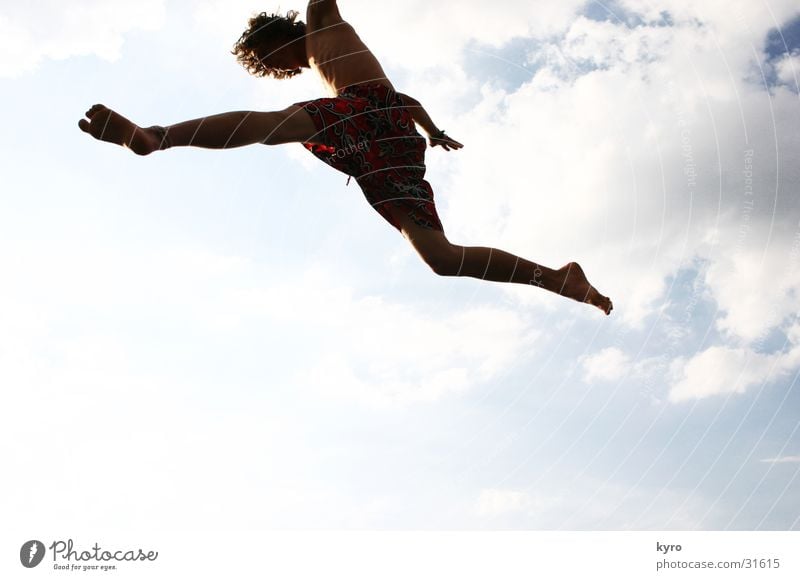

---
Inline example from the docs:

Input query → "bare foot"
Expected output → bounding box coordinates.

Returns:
[78,104,159,156]
[558,262,613,315]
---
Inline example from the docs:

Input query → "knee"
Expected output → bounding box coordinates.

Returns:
[261,132,281,146]
[260,111,290,146]
[261,122,283,146]
[402,225,462,276]
[421,246,462,277]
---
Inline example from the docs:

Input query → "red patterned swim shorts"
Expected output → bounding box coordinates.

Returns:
[294,82,444,232]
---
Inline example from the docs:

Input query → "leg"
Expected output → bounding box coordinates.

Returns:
[78,104,321,155]
[391,209,613,315]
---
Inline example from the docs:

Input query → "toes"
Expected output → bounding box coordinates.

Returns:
[86,104,106,119]
[80,105,113,136]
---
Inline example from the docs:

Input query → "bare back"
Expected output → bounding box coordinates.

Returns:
[305,1,394,95]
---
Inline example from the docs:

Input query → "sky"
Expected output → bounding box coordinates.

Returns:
[1,0,799,536]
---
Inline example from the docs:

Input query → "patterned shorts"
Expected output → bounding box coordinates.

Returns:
[294,82,444,232]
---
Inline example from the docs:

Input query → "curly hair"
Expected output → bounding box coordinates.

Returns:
[232,10,307,80]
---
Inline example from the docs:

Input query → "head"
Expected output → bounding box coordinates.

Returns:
[232,10,308,79]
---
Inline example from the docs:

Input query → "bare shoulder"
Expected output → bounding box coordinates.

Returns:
[305,2,394,91]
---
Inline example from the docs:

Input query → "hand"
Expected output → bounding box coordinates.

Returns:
[428,131,463,151]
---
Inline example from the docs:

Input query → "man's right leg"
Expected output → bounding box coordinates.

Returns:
[78,104,322,155]
[390,208,613,315]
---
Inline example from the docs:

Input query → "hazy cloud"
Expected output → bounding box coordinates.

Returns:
[0,0,166,78]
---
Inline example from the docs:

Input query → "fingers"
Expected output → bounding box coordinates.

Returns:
[78,119,90,133]
[439,141,463,152]
[429,136,465,151]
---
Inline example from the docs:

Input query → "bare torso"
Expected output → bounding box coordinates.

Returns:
[305,5,394,95]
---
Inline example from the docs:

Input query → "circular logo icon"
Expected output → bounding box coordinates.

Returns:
[20,540,46,568]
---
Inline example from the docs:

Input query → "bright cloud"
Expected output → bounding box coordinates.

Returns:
[0,240,539,410]
[774,50,800,88]
[476,489,536,517]
[0,0,166,78]
[232,267,541,407]
[581,347,630,382]
[761,455,800,464]
[668,342,800,403]
[706,237,800,344]
[454,16,798,330]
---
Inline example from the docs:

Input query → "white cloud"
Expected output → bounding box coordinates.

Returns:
[705,239,800,344]
[618,0,800,41]
[422,3,800,338]
[232,267,541,407]
[668,343,800,403]
[0,237,540,410]
[581,347,630,382]
[0,0,166,78]
[775,50,800,89]
[476,489,537,517]
[0,237,543,526]
[561,16,674,70]
[761,455,800,464]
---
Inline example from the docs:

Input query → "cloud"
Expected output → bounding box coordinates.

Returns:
[232,266,542,407]
[761,455,800,464]
[668,342,800,403]
[409,2,800,339]
[0,0,166,78]
[705,239,800,345]
[581,347,631,382]
[618,0,800,41]
[774,50,800,89]
[475,489,540,517]
[0,235,540,410]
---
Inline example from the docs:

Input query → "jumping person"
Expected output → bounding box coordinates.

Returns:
[78,1,613,314]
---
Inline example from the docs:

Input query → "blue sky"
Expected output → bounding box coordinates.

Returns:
[1,0,800,534]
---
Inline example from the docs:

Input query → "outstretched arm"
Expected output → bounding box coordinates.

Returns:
[398,93,464,151]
